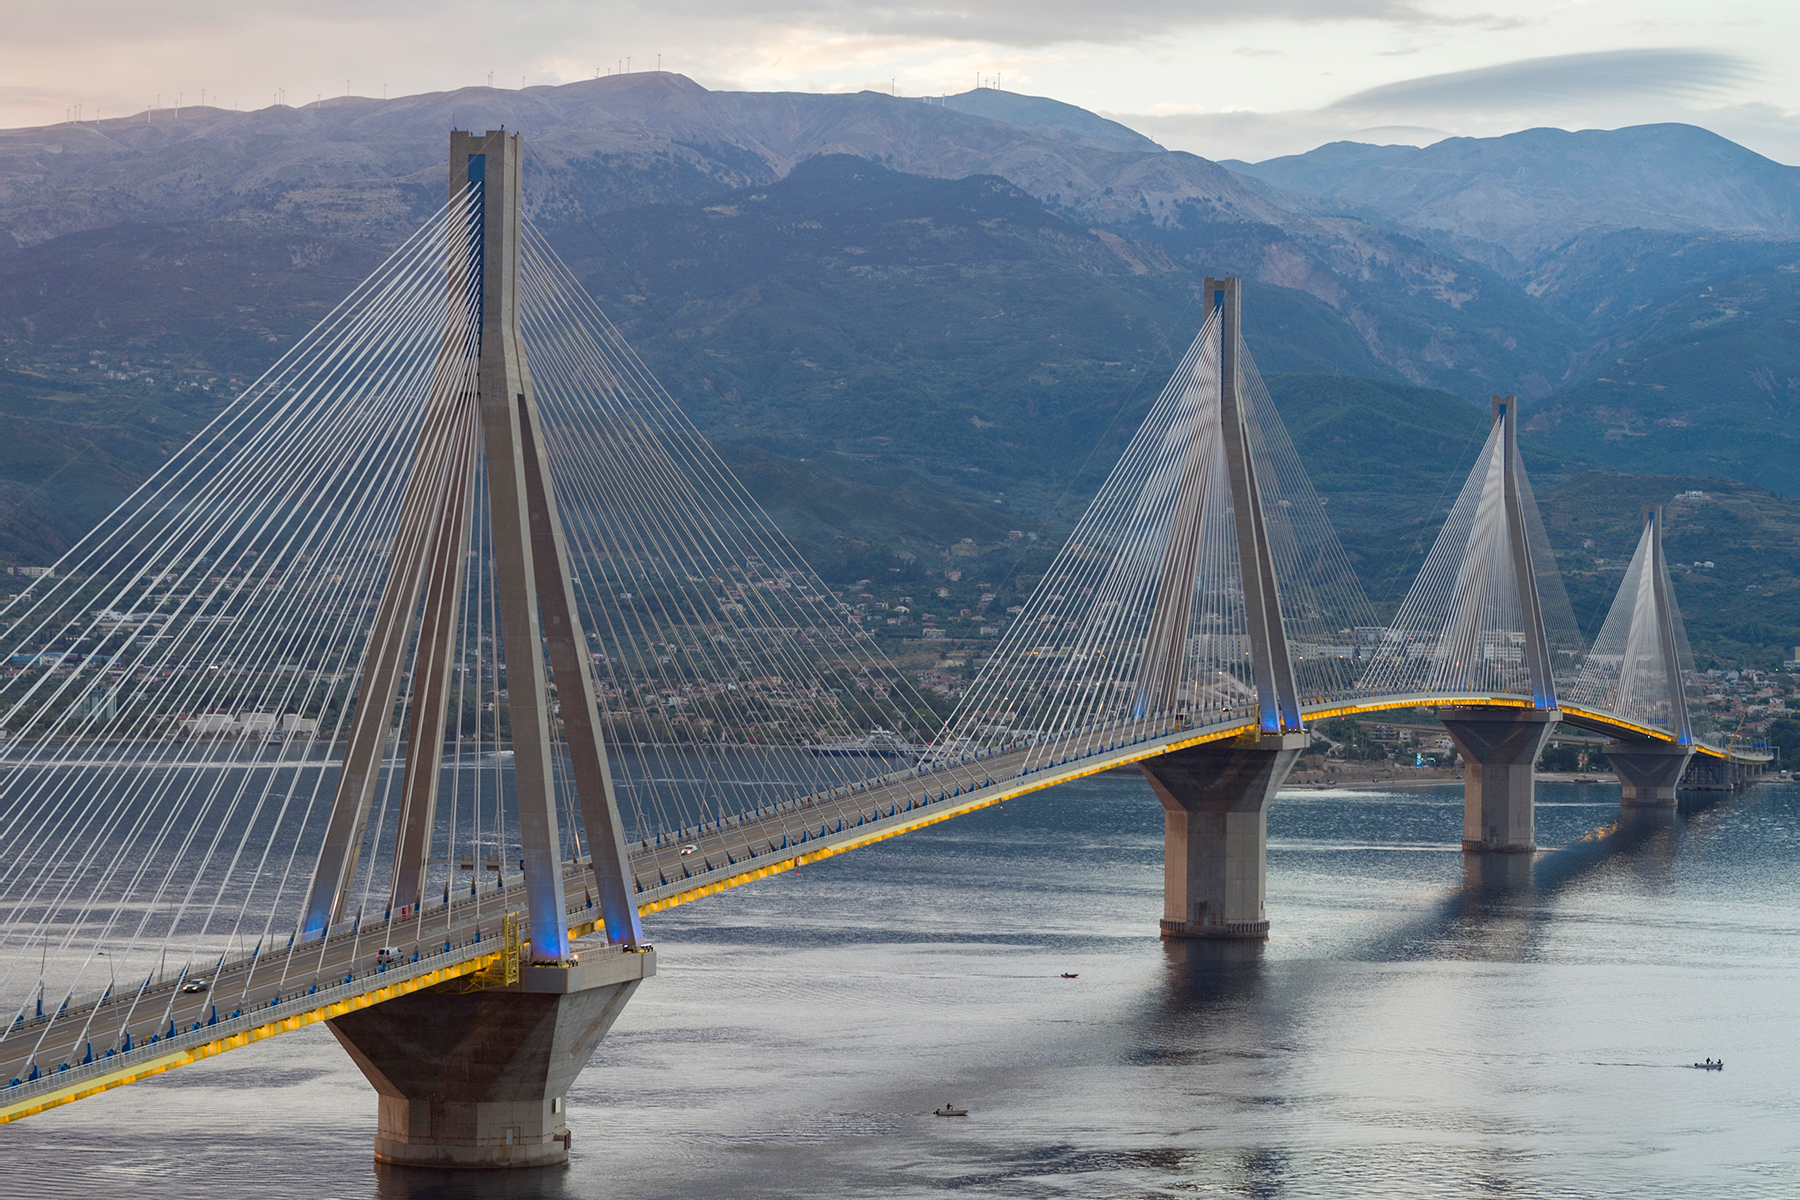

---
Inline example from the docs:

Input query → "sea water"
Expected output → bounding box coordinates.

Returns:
[5,776,1797,1199]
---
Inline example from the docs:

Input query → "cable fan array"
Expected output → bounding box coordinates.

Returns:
[516,219,945,836]
[1235,333,1383,702]
[0,195,946,1044]
[1353,415,1581,701]
[1564,517,1695,740]
[0,191,485,1046]
[934,306,1376,773]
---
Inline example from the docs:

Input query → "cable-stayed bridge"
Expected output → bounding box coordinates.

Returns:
[0,132,1771,1161]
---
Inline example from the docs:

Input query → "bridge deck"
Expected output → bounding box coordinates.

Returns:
[0,694,1767,1122]
[0,712,1226,1116]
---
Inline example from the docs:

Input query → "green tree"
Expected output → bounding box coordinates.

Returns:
[1538,741,1583,772]
[1765,717,1800,766]
[1318,717,1388,761]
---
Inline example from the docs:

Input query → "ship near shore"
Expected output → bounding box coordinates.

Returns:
[807,728,928,758]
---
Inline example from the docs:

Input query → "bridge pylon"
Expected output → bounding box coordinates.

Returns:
[1575,506,1696,806]
[1439,397,1561,852]
[1355,393,1570,852]
[308,130,650,1168]
[1140,278,1306,939]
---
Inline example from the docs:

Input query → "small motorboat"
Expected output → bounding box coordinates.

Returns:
[934,1102,968,1117]
[1060,972,1079,979]
[1694,1060,1724,1071]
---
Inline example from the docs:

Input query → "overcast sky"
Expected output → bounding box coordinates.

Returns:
[5,0,1797,162]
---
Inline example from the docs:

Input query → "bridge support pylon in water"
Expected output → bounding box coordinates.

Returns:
[1599,507,1695,808]
[1441,706,1556,853]
[1138,278,1306,939]
[330,953,652,1168]
[1608,742,1694,807]
[303,131,648,1168]
[1143,733,1308,938]
[1441,397,1561,855]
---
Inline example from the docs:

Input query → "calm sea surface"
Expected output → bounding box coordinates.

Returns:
[5,775,1798,1199]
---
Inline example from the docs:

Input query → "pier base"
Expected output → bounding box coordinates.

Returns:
[1605,741,1695,808]
[328,949,653,1168]
[1462,849,1534,893]
[1140,731,1307,939]
[1440,707,1558,853]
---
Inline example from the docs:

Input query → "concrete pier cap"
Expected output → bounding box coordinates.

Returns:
[329,945,654,1169]
[1604,740,1696,808]
[1141,730,1307,940]
[1440,706,1558,853]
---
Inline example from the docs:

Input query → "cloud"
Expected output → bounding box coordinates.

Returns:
[647,0,1433,48]
[0,85,85,108]
[0,0,1459,55]
[1103,48,1781,163]
[1330,48,1757,114]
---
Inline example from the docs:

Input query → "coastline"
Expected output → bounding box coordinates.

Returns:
[1283,771,1623,792]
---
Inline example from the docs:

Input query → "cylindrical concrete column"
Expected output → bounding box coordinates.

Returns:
[1439,706,1558,853]
[1139,732,1306,939]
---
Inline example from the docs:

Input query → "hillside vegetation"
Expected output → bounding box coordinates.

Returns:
[0,81,1794,667]
[1226,125,1800,497]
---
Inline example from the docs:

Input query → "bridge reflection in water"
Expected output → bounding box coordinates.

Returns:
[0,130,1770,1159]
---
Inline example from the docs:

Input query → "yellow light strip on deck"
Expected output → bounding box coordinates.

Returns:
[1302,694,1533,722]
[0,951,503,1125]
[1302,696,1755,762]
[1555,704,1672,744]
[8,696,1763,1122]
[633,720,1254,916]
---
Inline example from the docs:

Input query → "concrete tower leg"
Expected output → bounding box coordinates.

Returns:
[328,952,652,1168]
[1140,732,1306,939]
[1605,741,1695,808]
[1440,707,1558,853]
[1462,851,1534,893]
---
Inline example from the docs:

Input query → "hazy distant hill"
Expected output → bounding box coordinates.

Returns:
[935,89,1163,153]
[0,73,1284,250]
[1226,123,1800,498]
[1521,264,1800,491]
[550,156,1398,497]
[1225,124,1800,266]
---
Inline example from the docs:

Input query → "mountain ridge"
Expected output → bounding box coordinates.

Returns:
[0,75,1591,403]
[1,82,1796,667]
[1223,123,1800,267]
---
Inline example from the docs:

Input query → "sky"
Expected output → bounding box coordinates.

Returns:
[4,0,1798,163]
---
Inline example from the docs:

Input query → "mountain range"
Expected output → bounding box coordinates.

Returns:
[1223,125,1800,492]
[0,75,1794,666]
[1224,124,1800,265]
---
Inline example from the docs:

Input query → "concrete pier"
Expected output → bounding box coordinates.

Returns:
[1675,753,1764,793]
[1440,707,1558,853]
[1140,731,1307,939]
[1461,850,1534,893]
[1604,741,1695,807]
[329,948,653,1168]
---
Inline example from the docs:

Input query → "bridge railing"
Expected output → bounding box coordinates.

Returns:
[1697,732,1776,763]
[1,931,500,1107]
